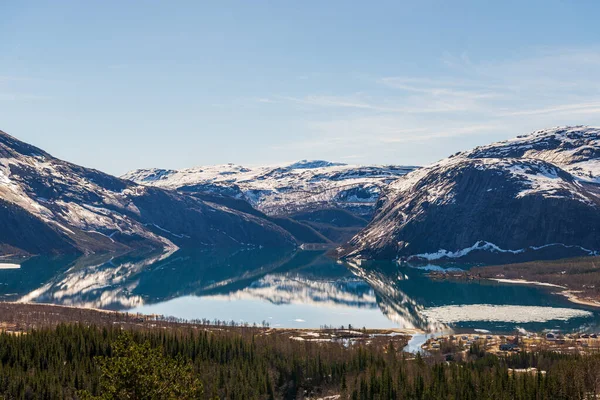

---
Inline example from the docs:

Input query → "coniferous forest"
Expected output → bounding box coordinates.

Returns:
[0,323,599,399]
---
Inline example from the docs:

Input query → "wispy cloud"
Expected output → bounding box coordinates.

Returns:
[254,97,276,103]
[375,124,503,143]
[379,77,502,100]
[499,102,600,117]
[271,119,504,153]
[277,94,485,114]
[279,94,380,110]
[264,47,600,165]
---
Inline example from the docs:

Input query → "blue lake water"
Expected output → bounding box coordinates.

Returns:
[1,248,599,334]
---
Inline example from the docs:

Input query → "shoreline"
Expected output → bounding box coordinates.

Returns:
[489,278,566,289]
[0,301,423,334]
[560,290,600,308]
[489,278,600,309]
[429,271,600,310]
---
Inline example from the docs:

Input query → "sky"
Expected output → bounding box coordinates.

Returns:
[1,0,600,176]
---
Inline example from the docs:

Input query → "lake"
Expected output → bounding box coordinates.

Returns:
[1,248,599,334]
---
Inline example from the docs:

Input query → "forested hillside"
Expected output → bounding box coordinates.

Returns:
[1,323,600,399]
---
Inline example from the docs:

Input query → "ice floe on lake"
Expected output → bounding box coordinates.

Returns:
[422,304,593,324]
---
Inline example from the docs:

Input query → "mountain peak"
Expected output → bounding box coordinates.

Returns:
[461,125,600,182]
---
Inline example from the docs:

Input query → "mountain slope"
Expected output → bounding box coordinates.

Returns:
[465,126,600,181]
[123,161,417,218]
[340,126,600,263]
[0,130,296,256]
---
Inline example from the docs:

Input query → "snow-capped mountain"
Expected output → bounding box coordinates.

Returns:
[0,130,295,257]
[340,126,600,263]
[122,161,417,217]
[464,126,600,182]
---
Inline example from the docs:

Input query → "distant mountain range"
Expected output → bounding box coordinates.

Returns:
[0,129,414,257]
[122,161,416,217]
[3,126,600,263]
[340,126,600,263]
[122,160,416,246]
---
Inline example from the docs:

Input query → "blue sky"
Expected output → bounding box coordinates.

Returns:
[1,1,599,175]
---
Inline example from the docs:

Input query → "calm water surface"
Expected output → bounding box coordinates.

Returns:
[1,248,599,334]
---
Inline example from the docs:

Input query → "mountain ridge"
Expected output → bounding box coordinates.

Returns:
[339,126,600,263]
[122,160,418,218]
[0,129,297,257]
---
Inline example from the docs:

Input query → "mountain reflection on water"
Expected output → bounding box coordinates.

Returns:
[2,248,599,333]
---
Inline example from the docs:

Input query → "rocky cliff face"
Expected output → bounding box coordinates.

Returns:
[0,130,296,257]
[340,126,600,263]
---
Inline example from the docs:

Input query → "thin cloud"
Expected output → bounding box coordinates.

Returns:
[500,102,600,117]
[278,95,379,110]
[376,124,503,143]
[379,77,502,100]
[266,46,600,165]
[278,94,483,114]
[255,97,276,103]
[272,119,502,152]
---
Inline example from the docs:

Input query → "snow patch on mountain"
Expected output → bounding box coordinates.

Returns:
[0,129,297,256]
[413,241,597,261]
[466,126,600,182]
[123,161,417,216]
[413,241,525,260]
[341,126,600,262]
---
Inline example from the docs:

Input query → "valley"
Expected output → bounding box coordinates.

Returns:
[3,126,600,338]
[3,126,600,264]
[4,2,600,397]
[2,248,599,335]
